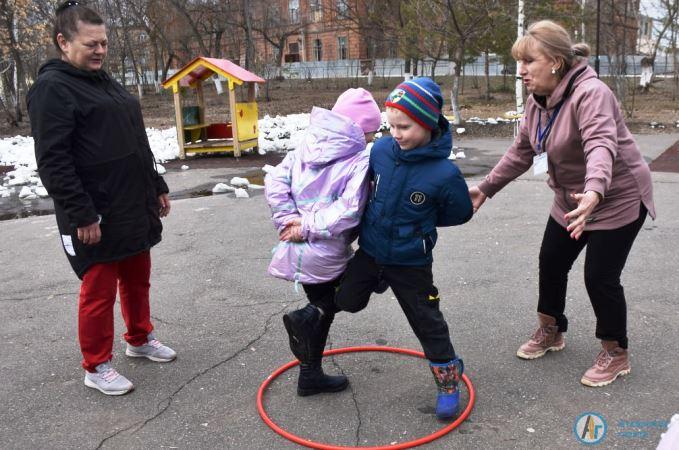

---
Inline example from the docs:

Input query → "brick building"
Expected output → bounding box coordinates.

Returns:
[579,0,641,56]
[253,0,394,65]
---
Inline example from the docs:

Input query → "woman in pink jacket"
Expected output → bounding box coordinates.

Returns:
[265,88,381,396]
[469,20,655,387]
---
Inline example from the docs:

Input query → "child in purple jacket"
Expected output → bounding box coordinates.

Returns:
[264,88,381,396]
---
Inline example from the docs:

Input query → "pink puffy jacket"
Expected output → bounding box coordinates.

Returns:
[265,107,370,284]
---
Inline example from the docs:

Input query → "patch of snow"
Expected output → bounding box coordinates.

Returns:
[212,183,234,194]
[18,186,33,198]
[234,188,249,198]
[230,177,250,187]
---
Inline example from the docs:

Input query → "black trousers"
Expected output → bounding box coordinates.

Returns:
[538,205,647,349]
[333,248,456,362]
[302,279,340,318]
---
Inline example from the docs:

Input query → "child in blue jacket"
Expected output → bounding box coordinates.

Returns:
[284,77,473,419]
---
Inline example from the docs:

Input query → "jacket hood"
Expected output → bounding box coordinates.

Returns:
[396,115,452,162]
[534,60,595,110]
[300,107,366,168]
[39,58,111,82]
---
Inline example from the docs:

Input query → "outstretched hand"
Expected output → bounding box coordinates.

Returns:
[469,186,487,214]
[565,191,601,240]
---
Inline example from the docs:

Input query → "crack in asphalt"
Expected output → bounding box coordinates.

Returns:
[225,300,290,307]
[94,303,289,449]
[326,342,362,446]
[150,315,178,327]
[0,290,77,302]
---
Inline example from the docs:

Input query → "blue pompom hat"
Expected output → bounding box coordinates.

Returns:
[385,77,443,131]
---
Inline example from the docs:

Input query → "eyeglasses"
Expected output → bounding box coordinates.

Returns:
[57,1,80,13]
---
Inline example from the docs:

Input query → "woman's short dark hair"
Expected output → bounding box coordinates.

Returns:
[52,1,104,53]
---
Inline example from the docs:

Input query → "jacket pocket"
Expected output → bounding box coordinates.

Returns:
[422,231,437,254]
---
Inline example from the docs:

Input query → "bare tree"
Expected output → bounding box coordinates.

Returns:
[249,0,310,67]
[644,0,679,89]
[0,0,51,126]
[444,0,498,125]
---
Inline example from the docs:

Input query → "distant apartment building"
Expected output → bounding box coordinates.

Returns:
[637,14,654,55]
[253,0,394,65]
[580,0,641,56]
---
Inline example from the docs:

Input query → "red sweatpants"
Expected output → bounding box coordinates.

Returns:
[79,251,154,372]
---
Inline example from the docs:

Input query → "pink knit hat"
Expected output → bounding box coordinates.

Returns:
[331,88,382,134]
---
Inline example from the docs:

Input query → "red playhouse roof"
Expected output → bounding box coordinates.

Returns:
[162,57,265,89]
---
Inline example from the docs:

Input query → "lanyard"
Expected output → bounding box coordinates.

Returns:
[536,102,563,154]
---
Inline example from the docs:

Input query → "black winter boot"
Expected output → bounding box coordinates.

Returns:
[296,313,349,396]
[297,363,349,396]
[282,304,322,361]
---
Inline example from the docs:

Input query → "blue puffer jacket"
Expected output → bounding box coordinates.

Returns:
[359,117,473,266]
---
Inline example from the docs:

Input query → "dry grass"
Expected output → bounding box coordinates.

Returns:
[3,74,677,139]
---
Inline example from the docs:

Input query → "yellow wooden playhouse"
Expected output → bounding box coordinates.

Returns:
[162,57,266,159]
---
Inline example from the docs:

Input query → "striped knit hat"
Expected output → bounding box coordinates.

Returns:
[385,77,443,131]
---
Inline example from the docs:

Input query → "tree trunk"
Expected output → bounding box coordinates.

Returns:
[450,46,463,125]
[242,0,255,70]
[484,50,491,101]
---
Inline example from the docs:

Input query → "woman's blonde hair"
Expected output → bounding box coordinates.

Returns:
[512,20,590,76]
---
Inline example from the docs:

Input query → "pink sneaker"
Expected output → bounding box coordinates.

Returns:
[516,324,565,359]
[581,347,631,387]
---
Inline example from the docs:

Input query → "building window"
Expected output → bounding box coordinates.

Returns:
[337,0,349,18]
[310,0,322,21]
[337,36,347,60]
[289,0,300,23]
[388,40,398,58]
[313,39,323,61]
[286,41,301,63]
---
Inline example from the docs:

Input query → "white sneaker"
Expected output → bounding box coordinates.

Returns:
[125,333,177,362]
[84,362,134,396]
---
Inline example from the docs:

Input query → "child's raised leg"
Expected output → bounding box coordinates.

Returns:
[283,279,348,396]
[334,248,383,312]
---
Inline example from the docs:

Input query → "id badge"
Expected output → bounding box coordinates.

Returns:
[533,152,548,175]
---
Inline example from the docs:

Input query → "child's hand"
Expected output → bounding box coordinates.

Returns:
[280,224,304,242]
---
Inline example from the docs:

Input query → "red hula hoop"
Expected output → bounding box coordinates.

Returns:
[257,346,476,450]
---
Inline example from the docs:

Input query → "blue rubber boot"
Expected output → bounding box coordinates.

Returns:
[429,358,464,419]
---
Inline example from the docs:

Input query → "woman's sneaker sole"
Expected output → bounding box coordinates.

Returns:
[84,377,134,396]
[516,342,565,360]
[581,368,631,387]
[125,348,175,362]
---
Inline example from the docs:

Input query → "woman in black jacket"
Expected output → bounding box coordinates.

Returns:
[27,1,176,396]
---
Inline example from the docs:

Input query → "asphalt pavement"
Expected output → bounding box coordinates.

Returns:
[1,134,678,449]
